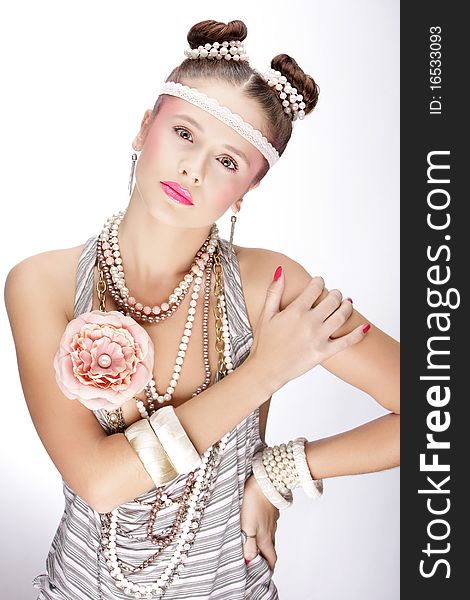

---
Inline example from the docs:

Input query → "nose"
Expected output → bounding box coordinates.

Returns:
[179,166,201,185]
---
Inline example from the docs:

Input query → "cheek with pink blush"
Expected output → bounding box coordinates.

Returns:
[139,125,167,167]
[210,187,242,214]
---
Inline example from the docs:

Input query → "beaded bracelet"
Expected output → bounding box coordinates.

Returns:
[254,437,324,508]
[262,440,299,497]
[252,451,293,509]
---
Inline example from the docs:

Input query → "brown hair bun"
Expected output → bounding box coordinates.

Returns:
[187,19,248,49]
[271,53,320,116]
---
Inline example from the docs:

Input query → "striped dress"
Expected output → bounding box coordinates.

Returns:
[32,235,279,600]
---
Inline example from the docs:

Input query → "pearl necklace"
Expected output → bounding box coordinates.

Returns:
[97,209,219,324]
[99,293,234,599]
[135,256,214,418]
[97,206,219,423]
[102,434,229,598]
[97,241,235,599]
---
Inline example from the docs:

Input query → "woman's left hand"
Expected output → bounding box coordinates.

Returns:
[240,474,280,571]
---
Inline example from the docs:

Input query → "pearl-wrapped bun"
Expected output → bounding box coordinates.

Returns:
[184,40,249,62]
[262,68,306,121]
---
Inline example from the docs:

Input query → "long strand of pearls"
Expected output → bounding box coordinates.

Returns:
[100,299,233,599]
[97,246,234,599]
[98,207,219,422]
[102,431,229,599]
[135,256,214,419]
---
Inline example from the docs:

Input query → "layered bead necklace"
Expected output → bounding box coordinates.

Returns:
[95,210,235,599]
[97,211,231,424]
[97,209,219,324]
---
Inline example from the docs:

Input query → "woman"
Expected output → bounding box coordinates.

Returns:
[4,18,399,600]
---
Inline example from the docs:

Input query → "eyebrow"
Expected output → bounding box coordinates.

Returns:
[173,113,250,166]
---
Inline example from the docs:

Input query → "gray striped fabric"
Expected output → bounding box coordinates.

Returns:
[32,235,279,599]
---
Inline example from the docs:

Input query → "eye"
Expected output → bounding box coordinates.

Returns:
[218,156,239,173]
[174,126,193,142]
[173,126,239,173]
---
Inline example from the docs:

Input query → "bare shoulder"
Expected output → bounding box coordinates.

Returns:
[4,243,87,321]
[231,243,363,339]
[232,244,315,327]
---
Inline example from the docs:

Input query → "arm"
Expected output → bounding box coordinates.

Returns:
[305,296,400,478]
[237,248,400,477]
[235,249,397,570]
[90,357,272,512]
[305,318,400,478]
[5,251,366,514]
[4,257,274,514]
[305,413,399,479]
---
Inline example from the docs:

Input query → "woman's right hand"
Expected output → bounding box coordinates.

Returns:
[246,266,369,394]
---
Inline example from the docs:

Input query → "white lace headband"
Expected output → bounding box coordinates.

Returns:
[158,81,280,168]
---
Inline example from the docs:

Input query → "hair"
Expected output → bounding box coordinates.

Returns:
[152,19,320,184]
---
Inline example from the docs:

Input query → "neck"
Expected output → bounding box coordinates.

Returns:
[116,194,214,294]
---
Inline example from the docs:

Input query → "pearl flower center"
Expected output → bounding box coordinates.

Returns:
[97,353,112,368]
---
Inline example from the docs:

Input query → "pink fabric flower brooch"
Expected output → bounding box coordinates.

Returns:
[53,310,154,410]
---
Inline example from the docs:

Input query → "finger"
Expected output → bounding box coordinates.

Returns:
[311,289,343,321]
[326,322,372,357]
[243,536,259,562]
[322,298,354,336]
[258,541,277,572]
[260,265,285,322]
[288,276,325,312]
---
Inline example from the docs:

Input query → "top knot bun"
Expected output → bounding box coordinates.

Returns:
[187,19,248,49]
[271,54,320,116]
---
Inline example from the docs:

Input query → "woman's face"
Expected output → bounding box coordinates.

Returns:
[132,78,268,229]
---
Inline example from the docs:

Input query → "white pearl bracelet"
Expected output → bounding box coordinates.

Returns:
[252,451,293,509]
[262,440,299,497]
[255,438,323,508]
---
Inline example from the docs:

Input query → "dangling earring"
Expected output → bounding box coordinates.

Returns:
[128,152,137,196]
[229,208,238,248]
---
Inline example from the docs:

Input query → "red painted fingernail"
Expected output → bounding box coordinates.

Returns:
[346,297,353,303]
[245,559,251,566]
[362,323,371,333]
[273,266,282,281]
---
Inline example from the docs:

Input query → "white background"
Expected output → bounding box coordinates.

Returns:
[0,1,400,598]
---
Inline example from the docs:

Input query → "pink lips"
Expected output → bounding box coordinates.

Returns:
[160,181,194,205]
